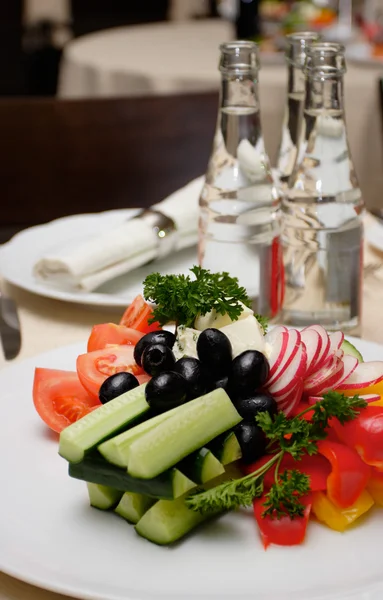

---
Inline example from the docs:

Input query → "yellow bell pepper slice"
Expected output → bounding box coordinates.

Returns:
[370,398,383,408]
[312,490,374,532]
[338,380,383,398]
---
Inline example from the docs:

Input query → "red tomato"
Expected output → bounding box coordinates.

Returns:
[87,323,143,352]
[120,295,161,333]
[33,368,101,433]
[317,439,370,508]
[253,493,312,549]
[243,453,331,492]
[76,345,148,398]
[331,406,383,469]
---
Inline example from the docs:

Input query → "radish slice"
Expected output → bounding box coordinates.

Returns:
[267,344,307,397]
[266,329,302,386]
[307,355,359,397]
[303,325,331,373]
[303,355,343,395]
[330,355,359,390]
[264,325,288,346]
[266,331,289,379]
[300,329,322,377]
[339,361,383,390]
[328,331,344,354]
[279,382,304,416]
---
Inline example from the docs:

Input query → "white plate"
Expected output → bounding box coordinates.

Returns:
[2,339,383,600]
[366,222,383,252]
[0,208,197,309]
[346,42,383,67]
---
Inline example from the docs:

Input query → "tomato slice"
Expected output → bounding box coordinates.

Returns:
[120,295,161,333]
[76,345,148,398]
[253,493,312,549]
[87,323,143,352]
[33,368,101,433]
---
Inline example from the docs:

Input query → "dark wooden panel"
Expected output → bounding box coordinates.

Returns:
[0,93,218,233]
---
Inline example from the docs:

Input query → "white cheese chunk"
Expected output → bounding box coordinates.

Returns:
[194,301,254,331]
[219,316,266,358]
[173,327,200,360]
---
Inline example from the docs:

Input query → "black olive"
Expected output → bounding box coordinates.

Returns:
[134,330,176,367]
[229,350,270,399]
[207,373,230,394]
[234,421,267,464]
[173,357,207,400]
[145,371,188,414]
[142,344,175,376]
[236,393,277,420]
[99,372,139,404]
[196,328,232,375]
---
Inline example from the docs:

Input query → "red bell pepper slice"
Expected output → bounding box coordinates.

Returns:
[317,439,370,508]
[331,406,383,469]
[367,467,383,506]
[243,453,331,492]
[253,493,312,549]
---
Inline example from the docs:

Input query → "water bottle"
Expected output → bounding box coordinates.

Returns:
[276,31,320,184]
[198,41,283,318]
[281,42,364,334]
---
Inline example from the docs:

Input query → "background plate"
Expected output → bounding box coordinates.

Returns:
[1,339,383,600]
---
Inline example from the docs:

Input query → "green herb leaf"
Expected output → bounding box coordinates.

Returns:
[143,266,251,328]
[262,470,310,519]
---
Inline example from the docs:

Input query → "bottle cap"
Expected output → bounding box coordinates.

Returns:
[219,41,260,74]
[305,42,346,77]
[285,32,321,68]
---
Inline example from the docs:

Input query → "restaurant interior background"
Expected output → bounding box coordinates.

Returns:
[2,0,383,246]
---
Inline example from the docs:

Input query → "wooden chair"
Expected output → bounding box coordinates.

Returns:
[0,92,217,243]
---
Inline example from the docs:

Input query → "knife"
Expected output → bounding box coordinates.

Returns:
[0,287,21,360]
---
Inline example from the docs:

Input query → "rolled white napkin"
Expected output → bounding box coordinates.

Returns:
[34,177,203,292]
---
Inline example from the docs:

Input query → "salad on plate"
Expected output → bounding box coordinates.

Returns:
[32,267,383,548]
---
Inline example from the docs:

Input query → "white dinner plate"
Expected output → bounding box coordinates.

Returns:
[366,222,383,253]
[346,42,383,68]
[2,339,383,600]
[0,204,198,310]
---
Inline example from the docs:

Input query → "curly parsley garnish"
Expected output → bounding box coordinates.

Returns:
[185,392,367,519]
[143,266,252,328]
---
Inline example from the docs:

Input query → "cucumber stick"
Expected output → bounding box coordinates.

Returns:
[115,492,154,524]
[178,447,224,484]
[208,431,242,465]
[69,452,195,499]
[127,388,242,479]
[98,403,179,467]
[59,384,149,463]
[87,483,123,510]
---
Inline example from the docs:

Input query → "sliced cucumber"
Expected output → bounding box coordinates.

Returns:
[69,452,195,499]
[208,431,242,465]
[178,447,224,484]
[135,466,240,545]
[341,339,363,363]
[98,404,180,467]
[128,388,242,479]
[86,482,122,510]
[135,495,211,545]
[59,384,149,463]
[115,492,154,524]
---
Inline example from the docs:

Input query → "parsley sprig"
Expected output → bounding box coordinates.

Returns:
[185,392,367,518]
[143,266,252,329]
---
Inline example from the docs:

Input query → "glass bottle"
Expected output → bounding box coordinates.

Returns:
[198,41,283,318]
[281,42,364,334]
[276,31,320,184]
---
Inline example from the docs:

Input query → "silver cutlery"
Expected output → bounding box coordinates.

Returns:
[0,287,21,360]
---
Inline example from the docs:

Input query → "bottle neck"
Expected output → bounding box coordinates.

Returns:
[287,63,306,98]
[219,72,260,110]
[305,74,344,113]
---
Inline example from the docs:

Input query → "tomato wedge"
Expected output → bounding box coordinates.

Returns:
[87,323,143,352]
[76,345,148,398]
[253,493,312,549]
[33,368,101,433]
[120,295,161,333]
